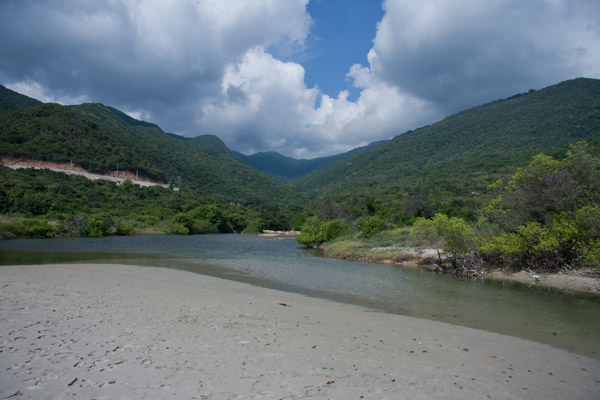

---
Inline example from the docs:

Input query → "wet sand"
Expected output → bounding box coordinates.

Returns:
[1,263,598,399]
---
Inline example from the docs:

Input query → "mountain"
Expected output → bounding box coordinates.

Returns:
[0,85,42,111]
[0,90,296,207]
[293,78,600,217]
[106,106,160,129]
[187,135,236,158]
[233,141,387,180]
[2,77,599,221]
[160,132,237,159]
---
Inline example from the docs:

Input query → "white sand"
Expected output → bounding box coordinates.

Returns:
[1,264,598,399]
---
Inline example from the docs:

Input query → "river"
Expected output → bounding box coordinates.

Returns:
[0,234,598,357]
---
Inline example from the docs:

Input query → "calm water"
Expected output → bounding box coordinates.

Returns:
[1,234,598,357]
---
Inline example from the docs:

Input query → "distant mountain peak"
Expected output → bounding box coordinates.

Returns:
[105,106,159,129]
[233,140,388,180]
[186,134,233,158]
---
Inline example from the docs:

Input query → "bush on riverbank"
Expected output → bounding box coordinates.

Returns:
[296,216,349,247]
[409,143,600,274]
[0,217,55,239]
[312,143,600,277]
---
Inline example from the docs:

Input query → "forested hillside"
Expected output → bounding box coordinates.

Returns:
[186,135,237,158]
[1,78,599,241]
[0,166,290,238]
[293,78,600,222]
[0,93,297,207]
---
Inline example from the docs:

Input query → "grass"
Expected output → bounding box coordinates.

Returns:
[324,227,432,266]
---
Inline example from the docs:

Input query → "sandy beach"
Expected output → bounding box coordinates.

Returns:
[1,264,598,399]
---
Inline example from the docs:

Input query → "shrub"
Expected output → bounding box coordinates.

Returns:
[413,213,479,274]
[242,218,264,234]
[169,222,189,235]
[362,216,382,238]
[87,217,107,237]
[114,220,135,235]
[296,216,327,247]
[477,142,600,272]
[326,219,348,240]
[13,219,55,238]
[297,216,348,247]
[191,219,218,234]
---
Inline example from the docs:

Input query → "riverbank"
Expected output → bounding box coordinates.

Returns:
[323,240,600,297]
[1,263,599,399]
[257,230,301,237]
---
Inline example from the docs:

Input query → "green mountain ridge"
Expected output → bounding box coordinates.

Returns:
[0,96,296,207]
[1,78,599,225]
[233,140,388,180]
[187,134,237,158]
[293,78,600,219]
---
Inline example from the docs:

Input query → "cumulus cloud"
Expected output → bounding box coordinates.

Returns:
[370,0,600,114]
[197,48,434,158]
[197,48,319,155]
[1,0,599,158]
[0,0,310,134]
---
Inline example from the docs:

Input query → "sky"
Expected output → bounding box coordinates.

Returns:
[1,0,599,159]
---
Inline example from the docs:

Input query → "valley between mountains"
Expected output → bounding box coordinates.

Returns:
[1,78,599,292]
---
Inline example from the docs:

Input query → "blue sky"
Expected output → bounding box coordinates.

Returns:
[303,0,384,101]
[1,0,599,158]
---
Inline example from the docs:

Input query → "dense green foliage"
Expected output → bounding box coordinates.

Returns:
[2,77,600,270]
[0,98,297,207]
[412,143,600,274]
[187,135,237,158]
[296,216,348,247]
[361,216,383,238]
[413,214,479,274]
[0,166,290,239]
[294,78,600,222]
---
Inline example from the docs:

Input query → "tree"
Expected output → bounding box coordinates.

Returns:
[413,213,480,276]
[296,216,348,247]
[362,216,382,238]
[296,216,327,247]
[480,142,600,271]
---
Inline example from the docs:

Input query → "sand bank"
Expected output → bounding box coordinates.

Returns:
[1,264,598,399]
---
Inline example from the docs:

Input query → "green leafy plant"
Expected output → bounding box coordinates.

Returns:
[362,216,382,238]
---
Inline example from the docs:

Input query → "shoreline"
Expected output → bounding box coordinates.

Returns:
[323,243,600,297]
[1,263,599,399]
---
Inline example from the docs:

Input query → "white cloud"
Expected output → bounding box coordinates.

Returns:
[202,0,600,157]
[5,81,90,105]
[370,0,600,113]
[197,47,435,158]
[0,0,310,132]
[197,48,320,155]
[1,0,599,158]
[121,108,153,122]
